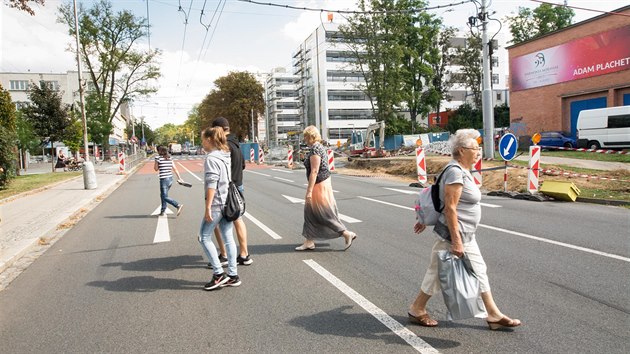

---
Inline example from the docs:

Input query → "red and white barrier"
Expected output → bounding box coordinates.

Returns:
[539,146,629,155]
[472,156,482,186]
[259,149,264,164]
[416,147,427,183]
[287,148,293,168]
[528,146,541,194]
[327,149,335,171]
[118,152,125,174]
[250,148,255,162]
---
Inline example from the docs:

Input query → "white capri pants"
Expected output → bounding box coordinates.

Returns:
[420,237,491,296]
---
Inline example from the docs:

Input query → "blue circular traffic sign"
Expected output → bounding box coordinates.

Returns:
[498,133,518,161]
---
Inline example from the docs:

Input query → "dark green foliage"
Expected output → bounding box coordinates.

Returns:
[0,84,18,185]
[506,4,574,44]
[198,71,265,141]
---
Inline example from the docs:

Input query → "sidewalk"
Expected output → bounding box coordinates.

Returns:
[0,162,136,274]
[514,155,630,171]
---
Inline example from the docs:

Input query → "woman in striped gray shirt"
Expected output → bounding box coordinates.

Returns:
[154,146,184,217]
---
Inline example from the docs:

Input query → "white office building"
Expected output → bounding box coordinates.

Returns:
[265,68,300,146]
[292,22,376,145]
[441,34,509,110]
[0,71,130,146]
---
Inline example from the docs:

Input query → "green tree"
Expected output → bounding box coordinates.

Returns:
[494,103,510,128]
[398,1,441,129]
[0,84,18,186]
[22,82,72,172]
[58,0,160,150]
[506,4,574,44]
[84,92,112,151]
[431,26,456,120]
[446,103,482,133]
[453,32,483,109]
[339,0,404,122]
[63,113,84,157]
[154,123,179,146]
[5,0,45,15]
[16,110,41,171]
[198,71,264,141]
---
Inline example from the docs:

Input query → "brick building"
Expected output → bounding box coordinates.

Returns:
[507,5,630,140]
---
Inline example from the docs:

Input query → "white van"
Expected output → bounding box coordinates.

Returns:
[169,143,182,155]
[576,106,630,150]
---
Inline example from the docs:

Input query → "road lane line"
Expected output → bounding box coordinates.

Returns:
[244,212,282,239]
[282,195,362,223]
[358,196,415,211]
[176,162,202,181]
[303,260,439,354]
[479,203,501,208]
[383,188,501,208]
[274,176,295,183]
[153,216,170,243]
[358,197,625,261]
[479,224,630,263]
[271,168,294,174]
[384,187,417,195]
[246,170,271,177]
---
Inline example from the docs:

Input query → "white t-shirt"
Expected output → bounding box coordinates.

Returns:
[437,160,482,239]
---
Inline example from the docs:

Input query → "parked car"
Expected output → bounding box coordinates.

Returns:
[537,131,576,148]
[188,146,198,155]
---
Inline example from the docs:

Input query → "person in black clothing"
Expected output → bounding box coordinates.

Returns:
[210,117,253,266]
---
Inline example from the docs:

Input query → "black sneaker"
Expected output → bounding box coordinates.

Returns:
[204,273,228,291]
[206,254,229,269]
[219,254,228,266]
[237,255,253,265]
[221,274,241,287]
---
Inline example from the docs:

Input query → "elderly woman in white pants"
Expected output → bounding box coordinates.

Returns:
[408,129,522,330]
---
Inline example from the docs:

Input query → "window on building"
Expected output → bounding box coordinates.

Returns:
[40,80,60,91]
[491,56,499,67]
[326,51,358,63]
[496,92,502,101]
[275,78,295,85]
[328,90,369,101]
[491,74,499,85]
[328,109,373,120]
[276,90,297,98]
[277,102,299,109]
[9,80,30,91]
[14,101,29,110]
[327,71,364,82]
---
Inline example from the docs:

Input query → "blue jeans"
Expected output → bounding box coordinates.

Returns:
[199,209,237,276]
[159,177,180,213]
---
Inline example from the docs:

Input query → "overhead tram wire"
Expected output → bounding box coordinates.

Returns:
[235,0,475,14]
[182,0,225,96]
[184,0,227,95]
[530,0,630,18]
[175,0,195,91]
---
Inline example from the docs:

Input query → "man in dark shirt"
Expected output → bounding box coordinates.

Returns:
[211,117,253,266]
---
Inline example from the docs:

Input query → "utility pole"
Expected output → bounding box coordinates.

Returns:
[481,0,495,159]
[73,0,97,189]
[251,108,255,142]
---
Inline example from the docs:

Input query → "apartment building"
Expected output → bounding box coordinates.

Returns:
[264,68,300,146]
[292,22,375,145]
[0,71,129,146]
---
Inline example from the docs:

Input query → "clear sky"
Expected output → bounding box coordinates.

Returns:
[1,0,625,129]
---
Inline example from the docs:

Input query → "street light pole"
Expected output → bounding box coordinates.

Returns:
[481,0,495,158]
[73,0,97,189]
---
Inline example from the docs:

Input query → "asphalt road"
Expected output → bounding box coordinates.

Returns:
[1,157,628,353]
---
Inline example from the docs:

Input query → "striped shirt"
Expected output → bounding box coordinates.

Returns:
[155,156,174,179]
